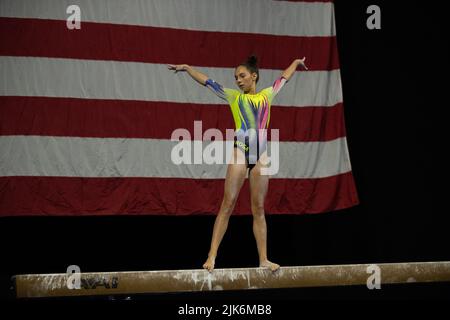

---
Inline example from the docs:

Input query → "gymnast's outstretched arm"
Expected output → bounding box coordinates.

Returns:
[281,57,308,82]
[167,64,208,85]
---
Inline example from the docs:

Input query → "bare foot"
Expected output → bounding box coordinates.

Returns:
[203,256,216,272]
[260,260,280,272]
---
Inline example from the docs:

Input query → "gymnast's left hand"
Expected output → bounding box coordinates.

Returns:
[296,57,308,70]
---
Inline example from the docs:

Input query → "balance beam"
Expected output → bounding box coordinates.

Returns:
[13,261,450,298]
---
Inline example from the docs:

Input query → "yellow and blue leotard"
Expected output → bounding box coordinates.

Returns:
[205,77,287,169]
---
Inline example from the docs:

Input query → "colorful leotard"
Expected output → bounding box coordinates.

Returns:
[205,77,287,169]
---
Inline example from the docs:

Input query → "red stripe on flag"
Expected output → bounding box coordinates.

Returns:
[0,17,339,71]
[0,96,346,142]
[0,173,358,216]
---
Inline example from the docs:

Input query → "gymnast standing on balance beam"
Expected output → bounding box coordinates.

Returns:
[168,55,308,272]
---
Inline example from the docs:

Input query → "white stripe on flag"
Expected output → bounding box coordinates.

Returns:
[0,0,335,37]
[0,56,343,108]
[0,136,352,179]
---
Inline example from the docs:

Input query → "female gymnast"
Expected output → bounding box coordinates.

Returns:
[168,55,307,272]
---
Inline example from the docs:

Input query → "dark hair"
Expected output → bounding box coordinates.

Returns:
[239,55,259,83]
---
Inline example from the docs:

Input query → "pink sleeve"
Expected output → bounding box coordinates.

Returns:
[272,76,287,96]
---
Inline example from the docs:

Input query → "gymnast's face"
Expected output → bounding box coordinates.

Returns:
[235,66,257,93]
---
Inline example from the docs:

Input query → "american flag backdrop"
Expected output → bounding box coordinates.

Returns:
[0,0,358,216]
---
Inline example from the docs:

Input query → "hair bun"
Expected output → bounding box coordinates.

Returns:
[247,55,258,67]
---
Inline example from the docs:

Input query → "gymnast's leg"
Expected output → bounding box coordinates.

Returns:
[249,152,280,272]
[203,147,247,272]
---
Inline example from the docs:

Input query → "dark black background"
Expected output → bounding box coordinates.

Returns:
[1,0,447,306]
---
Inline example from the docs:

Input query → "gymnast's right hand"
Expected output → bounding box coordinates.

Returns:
[167,64,188,73]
